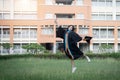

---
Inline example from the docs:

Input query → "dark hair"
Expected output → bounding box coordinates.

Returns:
[68,25,75,31]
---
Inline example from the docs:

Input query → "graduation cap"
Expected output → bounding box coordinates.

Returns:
[83,36,92,44]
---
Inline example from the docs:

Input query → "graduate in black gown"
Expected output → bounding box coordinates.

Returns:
[55,20,92,73]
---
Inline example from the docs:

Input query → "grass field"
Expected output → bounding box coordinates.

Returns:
[0,58,120,80]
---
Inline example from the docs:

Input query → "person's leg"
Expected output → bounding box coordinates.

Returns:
[71,59,77,73]
[83,54,91,62]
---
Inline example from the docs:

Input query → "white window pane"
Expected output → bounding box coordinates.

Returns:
[14,0,37,12]
[116,0,120,7]
[93,43,99,53]
[3,13,10,19]
[76,0,83,5]
[116,13,120,20]
[92,14,99,20]
[106,14,112,20]
[93,29,99,38]
[99,0,105,6]
[76,14,84,19]
[106,0,112,7]
[99,13,105,20]
[108,29,114,38]
[45,0,53,5]
[4,0,10,11]
[0,0,3,11]
[45,13,53,19]
[100,29,107,38]
[92,0,98,6]
[118,29,120,38]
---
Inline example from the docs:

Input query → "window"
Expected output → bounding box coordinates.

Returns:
[3,28,10,38]
[0,28,1,38]
[118,43,120,51]
[106,13,112,20]
[92,0,112,7]
[55,0,74,5]
[0,0,10,11]
[13,44,21,53]
[45,0,53,5]
[30,29,37,38]
[14,0,37,12]
[106,0,112,7]
[92,0,97,6]
[45,13,53,19]
[99,13,105,20]
[108,29,114,38]
[93,28,99,38]
[79,25,88,35]
[22,29,29,38]
[56,14,75,19]
[92,13,99,20]
[76,13,84,19]
[14,13,37,19]
[14,28,21,38]
[116,13,120,20]
[93,43,99,53]
[118,29,120,38]
[100,29,107,38]
[99,0,105,6]
[92,12,113,20]
[116,0,120,7]
[41,25,54,35]
[76,0,83,6]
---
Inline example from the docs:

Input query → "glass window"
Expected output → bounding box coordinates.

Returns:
[99,0,105,6]
[99,13,105,20]
[41,26,53,35]
[30,29,37,38]
[92,13,99,20]
[0,13,2,19]
[116,13,120,20]
[3,28,10,38]
[118,43,120,51]
[106,0,112,7]
[45,13,53,19]
[76,0,83,6]
[45,0,53,5]
[3,0,10,11]
[92,0,98,6]
[79,27,88,35]
[14,0,37,12]
[108,29,114,38]
[100,29,107,38]
[116,0,120,7]
[93,43,99,53]
[93,29,99,38]
[14,29,21,38]
[118,29,120,38]
[106,13,112,20]
[22,29,29,38]
[76,14,84,19]
[3,13,10,19]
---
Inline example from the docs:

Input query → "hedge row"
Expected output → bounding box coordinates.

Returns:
[0,53,120,60]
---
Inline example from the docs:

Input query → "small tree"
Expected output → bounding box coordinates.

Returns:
[2,43,12,54]
[22,43,46,54]
[99,44,112,53]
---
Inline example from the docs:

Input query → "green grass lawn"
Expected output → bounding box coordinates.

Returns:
[0,58,120,80]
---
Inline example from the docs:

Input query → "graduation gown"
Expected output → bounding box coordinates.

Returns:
[64,31,83,60]
[56,27,92,60]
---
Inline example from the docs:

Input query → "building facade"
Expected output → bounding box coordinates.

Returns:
[0,0,120,54]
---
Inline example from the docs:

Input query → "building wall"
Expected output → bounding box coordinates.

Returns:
[0,0,120,54]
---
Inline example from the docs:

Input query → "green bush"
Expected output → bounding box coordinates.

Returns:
[0,52,120,60]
